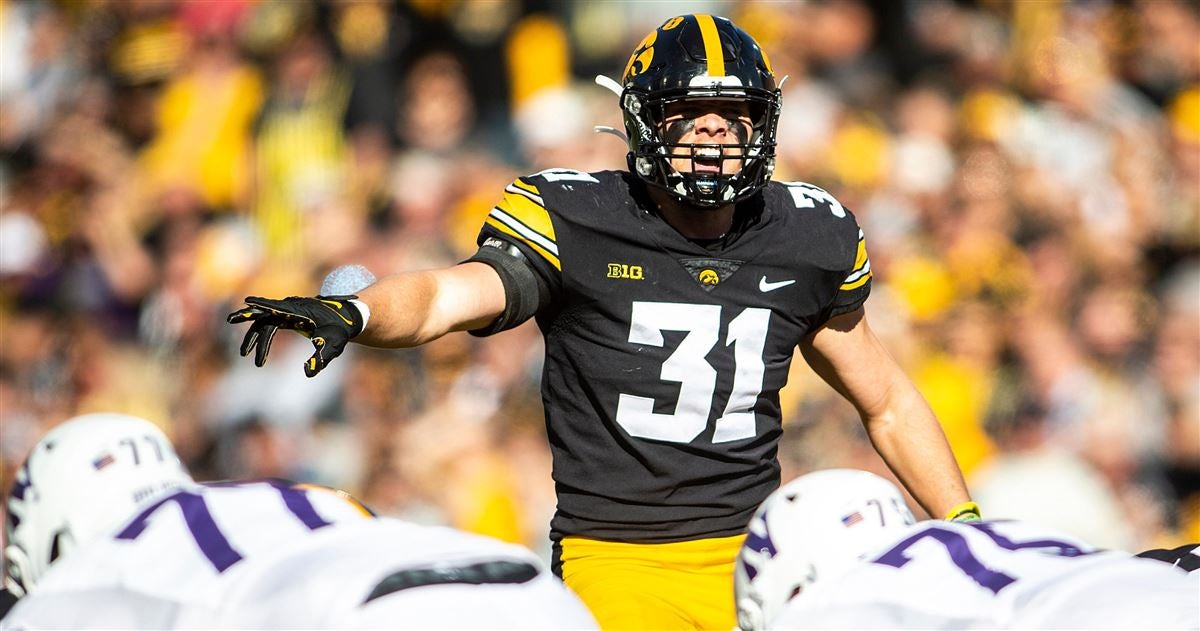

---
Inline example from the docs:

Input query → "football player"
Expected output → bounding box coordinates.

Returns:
[735,469,1200,630]
[2,414,597,629]
[228,14,975,629]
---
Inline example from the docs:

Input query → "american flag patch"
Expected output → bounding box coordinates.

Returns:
[841,511,864,526]
[92,453,116,470]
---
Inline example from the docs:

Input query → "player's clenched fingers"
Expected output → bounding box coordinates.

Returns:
[303,332,350,377]
[304,337,328,378]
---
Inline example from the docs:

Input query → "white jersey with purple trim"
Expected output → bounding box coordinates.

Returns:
[772,520,1199,630]
[1,481,597,630]
[209,519,598,630]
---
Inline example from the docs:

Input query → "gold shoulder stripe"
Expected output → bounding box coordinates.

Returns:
[852,234,869,271]
[840,270,872,291]
[695,15,725,77]
[498,190,556,242]
[840,232,872,290]
[504,183,545,208]
[511,178,541,197]
[486,217,562,271]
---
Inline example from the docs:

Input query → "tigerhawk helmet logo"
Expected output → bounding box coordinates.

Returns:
[698,269,720,285]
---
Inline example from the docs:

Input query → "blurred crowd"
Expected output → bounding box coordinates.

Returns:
[0,0,1197,561]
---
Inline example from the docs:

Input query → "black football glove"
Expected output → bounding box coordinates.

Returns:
[227,295,364,377]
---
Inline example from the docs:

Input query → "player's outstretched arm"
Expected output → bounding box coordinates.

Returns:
[800,307,973,520]
[354,262,506,346]
[227,262,505,377]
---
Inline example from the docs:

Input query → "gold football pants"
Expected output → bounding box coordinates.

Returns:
[557,534,746,631]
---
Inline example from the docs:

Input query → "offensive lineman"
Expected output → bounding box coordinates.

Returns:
[1,414,597,629]
[228,14,976,629]
[735,469,1199,630]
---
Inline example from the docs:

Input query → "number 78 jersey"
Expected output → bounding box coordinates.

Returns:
[473,170,872,542]
[774,520,1200,629]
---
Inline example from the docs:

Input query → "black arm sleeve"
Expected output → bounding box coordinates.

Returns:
[464,241,551,337]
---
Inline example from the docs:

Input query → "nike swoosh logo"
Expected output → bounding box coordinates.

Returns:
[759,276,796,292]
[318,300,355,326]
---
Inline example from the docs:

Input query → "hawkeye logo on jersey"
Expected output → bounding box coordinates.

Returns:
[680,257,743,292]
[607,263,644,280]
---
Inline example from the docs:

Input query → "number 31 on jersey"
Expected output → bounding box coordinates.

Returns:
[616,302,769,444]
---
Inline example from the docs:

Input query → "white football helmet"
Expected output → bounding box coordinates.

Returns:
[4,413,193,596]
[734,469,916,631]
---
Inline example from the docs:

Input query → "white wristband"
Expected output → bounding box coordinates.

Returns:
[349,299,371,332]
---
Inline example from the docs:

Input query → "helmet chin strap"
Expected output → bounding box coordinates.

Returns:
[657,172,732,211]
[680,172,725,201]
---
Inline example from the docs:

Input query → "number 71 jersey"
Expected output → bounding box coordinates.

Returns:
[2,481,597,629]
[0,481,375,628]
[474,170,872,542]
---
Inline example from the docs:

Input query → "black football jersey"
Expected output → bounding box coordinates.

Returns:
[471,169,871,542]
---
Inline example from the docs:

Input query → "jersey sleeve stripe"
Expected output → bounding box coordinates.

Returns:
[505,183,545,207]
[840,260,872,290]
[851,230,868,270]
[509,179,545,202]
[840,232,872,290]
[497,191,557,242]
[489,207,559,255]
[485,216,562,270]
